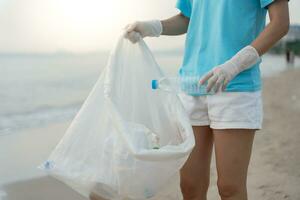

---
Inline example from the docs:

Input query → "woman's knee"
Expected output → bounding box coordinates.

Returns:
[180,176,209,199]
[217,178,246,198]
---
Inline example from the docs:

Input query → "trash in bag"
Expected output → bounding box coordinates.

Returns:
[39,34,195,200]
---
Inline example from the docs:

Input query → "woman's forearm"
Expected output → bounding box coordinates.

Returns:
[251,0,289,56]
[161,13,190,36]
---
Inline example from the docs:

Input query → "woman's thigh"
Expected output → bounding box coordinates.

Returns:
[180,126,214,187]
[213,129,255,192]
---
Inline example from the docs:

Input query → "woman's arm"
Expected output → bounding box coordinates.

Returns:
[252,0,290,55]
[200,0,290,92]
[161,13,190,35]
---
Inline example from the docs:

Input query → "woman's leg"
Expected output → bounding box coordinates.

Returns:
[213,129,255,200]
[89,192,107,200]
[180,126,214,200]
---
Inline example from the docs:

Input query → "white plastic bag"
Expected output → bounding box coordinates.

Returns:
[39,35,195,200]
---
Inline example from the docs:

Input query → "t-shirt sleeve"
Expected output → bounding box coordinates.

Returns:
[260,0,289,9]
[260,0,274,8]
[176,0,192,18]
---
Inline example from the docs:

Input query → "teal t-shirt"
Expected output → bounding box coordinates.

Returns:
[176,0,274,92]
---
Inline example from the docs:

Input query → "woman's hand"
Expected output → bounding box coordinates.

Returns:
[199,46,261,92]
[124,13,190,43]
[124,20,162,43]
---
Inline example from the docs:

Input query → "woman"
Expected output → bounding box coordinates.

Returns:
[124,0,290,200]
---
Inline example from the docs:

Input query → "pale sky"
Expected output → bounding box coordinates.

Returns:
[0,0,299,53]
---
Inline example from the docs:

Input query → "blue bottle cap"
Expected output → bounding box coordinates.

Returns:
[151,80,159,90]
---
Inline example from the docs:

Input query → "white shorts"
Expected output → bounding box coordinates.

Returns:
[178,91,263,129]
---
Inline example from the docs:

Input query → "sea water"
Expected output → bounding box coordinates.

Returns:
[0,52,298,135]
[0,53,107,134]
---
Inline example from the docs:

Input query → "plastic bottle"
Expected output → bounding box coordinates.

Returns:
[146,131,160,149]
[152,76,214,96]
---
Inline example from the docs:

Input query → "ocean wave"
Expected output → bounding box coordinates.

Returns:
[0,103,83,135]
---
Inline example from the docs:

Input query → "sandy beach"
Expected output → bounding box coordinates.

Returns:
[1,68,300,200]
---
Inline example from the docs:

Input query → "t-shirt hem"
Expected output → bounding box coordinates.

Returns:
[224,86,261,92]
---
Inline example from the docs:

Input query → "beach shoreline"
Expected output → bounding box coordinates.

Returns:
[1,68,300,200]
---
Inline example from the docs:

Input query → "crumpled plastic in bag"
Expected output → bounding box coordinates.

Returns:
[39,35,195,200]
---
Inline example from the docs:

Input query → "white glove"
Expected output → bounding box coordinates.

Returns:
[124,20,163,43]
[199,45,261,92]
